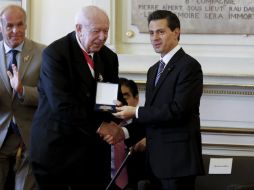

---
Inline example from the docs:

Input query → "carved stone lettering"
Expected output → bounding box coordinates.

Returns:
[131,0,254,34]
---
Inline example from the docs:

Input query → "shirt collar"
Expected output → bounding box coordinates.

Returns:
[4,42,24,54]
[160,44,181,65]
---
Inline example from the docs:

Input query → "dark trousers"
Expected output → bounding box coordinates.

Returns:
[108,183,122,190]
[150,176,196,190]
[0,127,23,190]
[148,166,196,190]
[32,161,108,190]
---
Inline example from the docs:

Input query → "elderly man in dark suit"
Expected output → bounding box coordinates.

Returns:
[99,10,204,190]
[30,5,122,190]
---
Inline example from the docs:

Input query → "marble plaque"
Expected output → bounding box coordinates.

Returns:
[131,0,254,34]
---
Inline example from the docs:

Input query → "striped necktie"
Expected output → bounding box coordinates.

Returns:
[155,59,165,86]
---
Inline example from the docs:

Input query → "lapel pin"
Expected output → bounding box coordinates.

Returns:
[24,55,30,62]
[98,73,103,81]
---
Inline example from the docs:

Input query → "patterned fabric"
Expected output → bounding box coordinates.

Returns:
[155,59,165,86]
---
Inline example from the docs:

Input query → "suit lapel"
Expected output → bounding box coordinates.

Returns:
[93,53,105,82]
[76,51,96,91]
[0,42,12,96]
[147,48,185,105]
[70,33,96,91]
[145,62,158,105]
[18,39,33,81]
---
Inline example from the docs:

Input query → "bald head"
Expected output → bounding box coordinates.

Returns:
[0,5,26,23]
[0,5,27,48]
[75,6,109,53]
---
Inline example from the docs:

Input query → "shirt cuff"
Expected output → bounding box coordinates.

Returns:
[135,106,139,118]
[122,127,129,139]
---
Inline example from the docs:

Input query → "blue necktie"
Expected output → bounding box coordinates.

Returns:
[10,120,21,137]
[8,49,19,74]
[155,59,165,86]
[8,50,21,135]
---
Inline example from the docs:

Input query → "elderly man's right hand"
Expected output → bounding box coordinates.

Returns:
[97,121,125,145]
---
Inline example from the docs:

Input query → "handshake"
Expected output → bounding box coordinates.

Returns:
[97,101,137,145]
[97,121,125,145]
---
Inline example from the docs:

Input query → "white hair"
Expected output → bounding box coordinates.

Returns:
[74,5,108,26]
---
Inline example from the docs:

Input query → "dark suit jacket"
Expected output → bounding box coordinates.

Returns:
[127,48,204,179]
[30,31,120,189]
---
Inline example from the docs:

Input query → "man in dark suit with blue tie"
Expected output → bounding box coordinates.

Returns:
[99,10,204,190]
[30,5,122,190]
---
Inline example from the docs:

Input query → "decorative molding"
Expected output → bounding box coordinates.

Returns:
[202,83,254,96]
[92,0,115,48]
[203,89,254,96]
[202,143,254,156]
[23,0,30,38]
[201,130,254,156]
[201,127,254,134]
[203,143,254,149]
[204,73,254,78]
[135,80,254,87]
[203,87,254,96]
[135,81,254,96]
[204,83,254,87]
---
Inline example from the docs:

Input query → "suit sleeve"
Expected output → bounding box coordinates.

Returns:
[39,46,86,125]
[20,43,45,106]
[20,86,38,106]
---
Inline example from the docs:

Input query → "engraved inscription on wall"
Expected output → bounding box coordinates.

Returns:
[131,0,254,34]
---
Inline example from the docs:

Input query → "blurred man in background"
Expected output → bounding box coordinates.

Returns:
[0,5,45,190]
[119,78,147,190]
